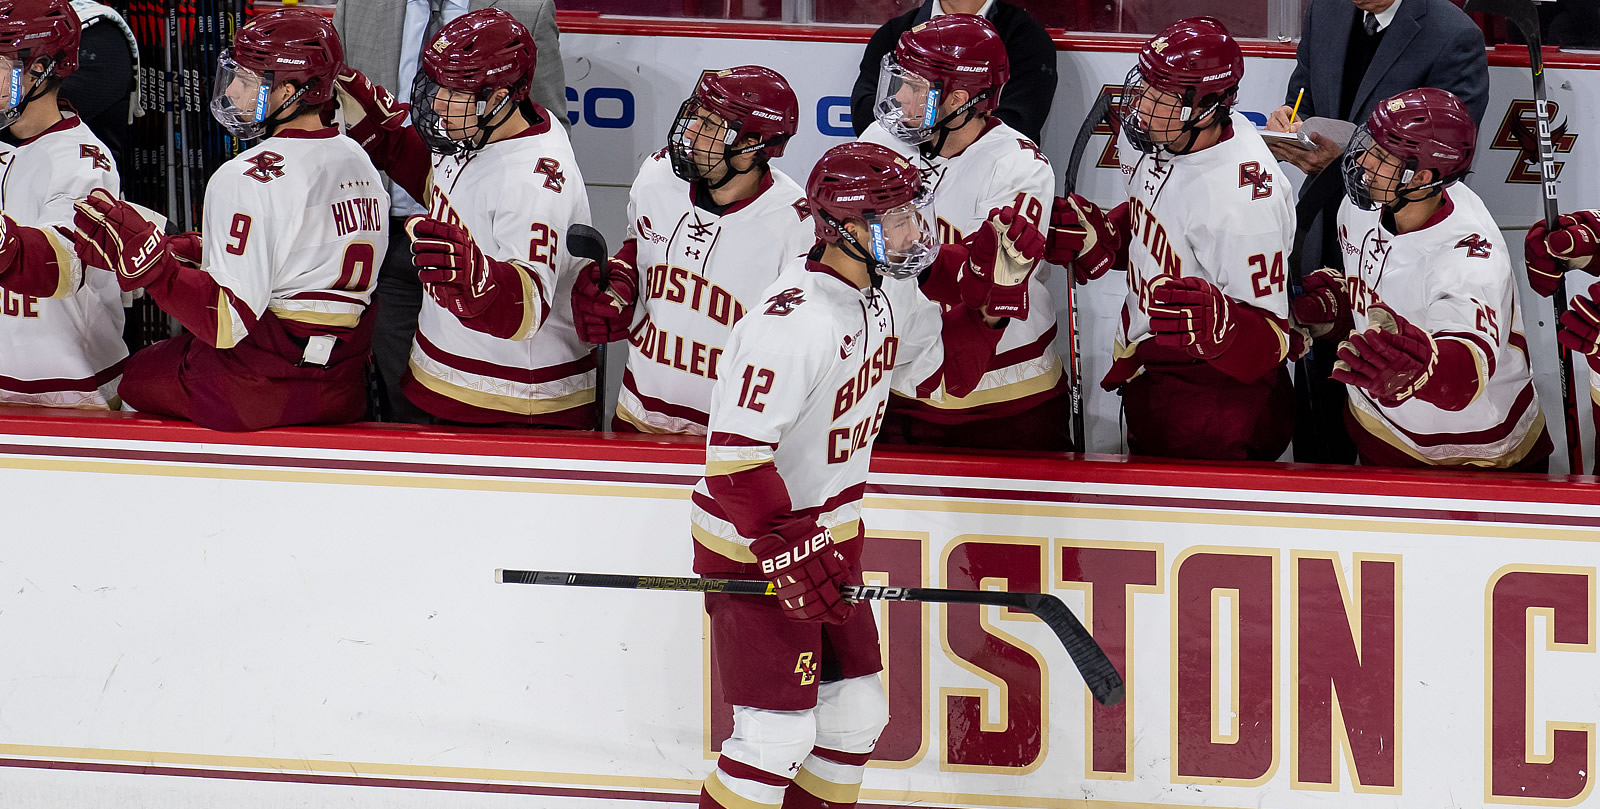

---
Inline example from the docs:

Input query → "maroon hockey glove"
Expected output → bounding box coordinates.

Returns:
[571,258,639,344]
[1526,210,1600,298]
[335,67,409,141]
[1148,275,1237,360]
[1291,267,1351,339]
[72,189,182,292]
[958,205,1045,320]
[1331,305,1441,407]
[407,215,517,321]
[1045,194,1127,283]
[1558,283,1600,374]
[750,525,855,625]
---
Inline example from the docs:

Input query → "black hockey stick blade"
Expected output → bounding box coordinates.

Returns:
[567,224,610,287]
[1464,0,1539,42]
[1065,91,1114,196]
[496,570,1125,706]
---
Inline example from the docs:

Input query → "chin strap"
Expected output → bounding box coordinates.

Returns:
[915,89,992,161]
[6,60,59,127]
[818,208,889,282]
[260,81,314,139]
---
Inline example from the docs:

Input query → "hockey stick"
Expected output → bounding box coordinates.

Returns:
[1060,91,1114,453]
[1466,0,1583,473]
[496,568,1125,706]
[567,224,610,430]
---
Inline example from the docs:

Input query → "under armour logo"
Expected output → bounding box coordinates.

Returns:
[684,247,702,260]
[244,151,286,183]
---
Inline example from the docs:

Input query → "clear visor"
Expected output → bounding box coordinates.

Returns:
[0,53,49,130]
[865,192,938,280]
[873,56,940,145]
[210,55,272,140]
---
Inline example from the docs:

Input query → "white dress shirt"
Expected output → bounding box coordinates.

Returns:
[393,0,469,218]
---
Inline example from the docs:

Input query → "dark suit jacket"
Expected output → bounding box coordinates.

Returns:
[1287,0,1489,128]
[848,0,1058,144]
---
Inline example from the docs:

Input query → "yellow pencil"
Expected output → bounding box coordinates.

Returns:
[1289,88,1305,125]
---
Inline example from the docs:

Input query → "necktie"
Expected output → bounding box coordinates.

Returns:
[424,0,446,45]
[1364,12,1380,36]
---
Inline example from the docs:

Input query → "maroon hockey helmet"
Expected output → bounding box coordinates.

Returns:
[1343,88,1477,211]
[412,8,537,154]
[0,0,80,78]
[1120,17,1243,153]
[807,142,938,279]
[229,9,344,106]
[894,15,1009,116]
[668,66,799,185]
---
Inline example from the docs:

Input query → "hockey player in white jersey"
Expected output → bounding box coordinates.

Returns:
[860,13,1068,451]
[692,141,1042,809]
[335,9,594,428]
[1295,88,1550,470]
[71,9,388,431]
[570,66,813,434]
[1046,17,1300,460]
[0,0,124,408]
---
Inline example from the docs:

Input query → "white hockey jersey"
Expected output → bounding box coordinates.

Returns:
[1116,112,1297,359]
[860,119,1062,416]
[0,110,125,407]
[409,117,594,420]
[689,259,960,573]
[202,128,389,347]
[617,151,814,434]
[1336,185,1544,466]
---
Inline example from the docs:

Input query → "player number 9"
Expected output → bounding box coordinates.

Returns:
[226,213,252,256]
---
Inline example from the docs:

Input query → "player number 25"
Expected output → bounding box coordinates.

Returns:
[1249,252,1286,298]
[737,366,775,413]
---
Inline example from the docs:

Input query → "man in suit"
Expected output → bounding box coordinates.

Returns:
[1264,0,1488,464]
[848,0,1056,144]
[333,0,567,422]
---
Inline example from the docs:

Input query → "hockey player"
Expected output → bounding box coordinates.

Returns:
[0,0,125,408]
[334,9,594,427]
[570,66,813,434]
[859,14,1067,451]
[70,8,388,430]
[692,141,1041,809]
[1045,17,1299,461]
[1296,88,1550,470]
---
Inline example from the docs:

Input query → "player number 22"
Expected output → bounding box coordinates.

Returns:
[530,223,558,268]
[737,366,775,413]
[1249,252,1286,297]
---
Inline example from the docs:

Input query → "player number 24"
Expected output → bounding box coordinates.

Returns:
[1249,252,1286,297]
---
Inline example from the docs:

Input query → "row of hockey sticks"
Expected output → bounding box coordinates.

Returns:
[496,567,1125,707]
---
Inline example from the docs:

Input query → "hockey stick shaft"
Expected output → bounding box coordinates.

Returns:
[496,568,1124,706]
[1060,92,1113,453]
[1467,0,1583,473]
[567,225,611,431]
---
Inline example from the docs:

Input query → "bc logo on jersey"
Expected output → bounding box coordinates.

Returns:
[1456,234,1493,259]
[79,144,112,173]
[244,152,286,184]
[1239,161,1273,200]
[765,288,805,316]
[535,158,565,192]
[794,652,818,686]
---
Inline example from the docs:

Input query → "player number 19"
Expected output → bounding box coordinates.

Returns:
[1248,252,1286,298]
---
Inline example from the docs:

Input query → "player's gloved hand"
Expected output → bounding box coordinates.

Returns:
[1045,194,1127,283]
[958,205,1045,320]
[1331,304,1438,406]
[1525,210,1600,297]
[1291,267,1349,339]
[1148,275,1237,360]
[406,215,510,320]
[750,524,855,625]
[571,258,639,344]
[71,189,182,292]
[334,67,408,134]
[1557,282,1600,374]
